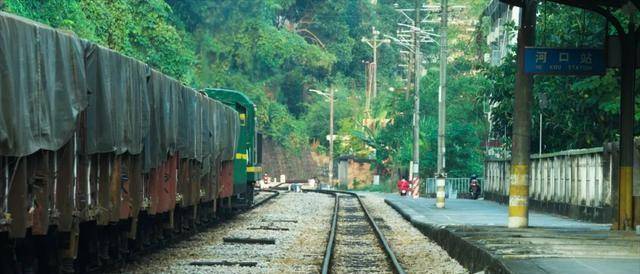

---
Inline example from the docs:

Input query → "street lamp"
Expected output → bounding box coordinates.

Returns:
[308,88,336,187]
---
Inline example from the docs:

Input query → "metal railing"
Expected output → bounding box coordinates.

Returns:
[422,178,483,199]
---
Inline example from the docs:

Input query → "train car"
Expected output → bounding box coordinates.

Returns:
[0,12,246,273]
[204,88,263,207]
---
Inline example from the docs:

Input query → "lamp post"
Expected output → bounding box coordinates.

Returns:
[309,88,335,187]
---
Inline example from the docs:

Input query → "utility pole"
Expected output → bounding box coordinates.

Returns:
[362,60,372,118]
[390,2,440,189]
[362,27,390,109]
[308,89,336,187]
[508,0,537,229]
[329,88,335,187]
[391,2,467,206]
[411,0,421,185]
[398,50,412,99]
[393,4,435,100]
[435,0,449,208]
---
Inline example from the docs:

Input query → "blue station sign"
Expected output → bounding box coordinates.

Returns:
[524,47,606,75]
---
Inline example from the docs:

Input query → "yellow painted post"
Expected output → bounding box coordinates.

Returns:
[436,176,446,208]
[617,21,637,230]
[508,0,536,228]
[509,165,529,227]
[620,167,633,229]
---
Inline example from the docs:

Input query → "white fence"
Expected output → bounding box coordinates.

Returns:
[485,148,612,208]
[423,178,484,198]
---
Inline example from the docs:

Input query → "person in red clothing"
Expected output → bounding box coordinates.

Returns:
[397,177,410,196]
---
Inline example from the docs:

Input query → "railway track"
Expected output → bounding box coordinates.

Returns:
[320,190,405,274]
[112,188,467,273]
[251,189,280,208]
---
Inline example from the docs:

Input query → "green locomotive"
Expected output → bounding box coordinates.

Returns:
[204,88,263,207]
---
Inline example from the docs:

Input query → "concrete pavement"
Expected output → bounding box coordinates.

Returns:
[383,195,640,274]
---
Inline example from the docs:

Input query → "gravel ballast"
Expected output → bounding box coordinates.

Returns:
[111,191,467,274]
[360,194,468,274]
[112,192,333,274]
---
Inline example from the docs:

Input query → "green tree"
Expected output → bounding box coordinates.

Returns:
[484,2,640,153]
[4,0,196,82]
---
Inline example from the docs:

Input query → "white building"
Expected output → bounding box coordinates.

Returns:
[482,0,522,159]
[483,0,521,65]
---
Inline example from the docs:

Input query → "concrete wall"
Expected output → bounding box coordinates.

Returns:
[337,157,374,189]
[261,138,321,181]
[485,147,621,223]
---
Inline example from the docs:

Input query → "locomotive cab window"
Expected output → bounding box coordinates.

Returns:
[237,103,247,126]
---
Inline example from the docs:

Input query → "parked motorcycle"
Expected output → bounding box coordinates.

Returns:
[469,175,481,200]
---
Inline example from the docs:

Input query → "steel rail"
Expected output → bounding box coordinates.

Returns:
[251,189,280,208]
[309,189,406,274]
[320,191,339,274]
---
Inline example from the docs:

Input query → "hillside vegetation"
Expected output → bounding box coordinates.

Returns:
[2,0,637,180]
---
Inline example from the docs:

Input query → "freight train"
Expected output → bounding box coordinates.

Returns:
[0,12,262,273]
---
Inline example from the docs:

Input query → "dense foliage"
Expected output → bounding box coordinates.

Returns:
[4,0,196,82]
[484,2,640,153]
[0,0,498,178]
[351,0,490,178]
[2,0,635,181]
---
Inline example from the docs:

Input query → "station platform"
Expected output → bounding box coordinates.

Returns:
[383,195,640,274]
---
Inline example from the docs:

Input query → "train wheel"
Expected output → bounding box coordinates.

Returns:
[245,182,255,207]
